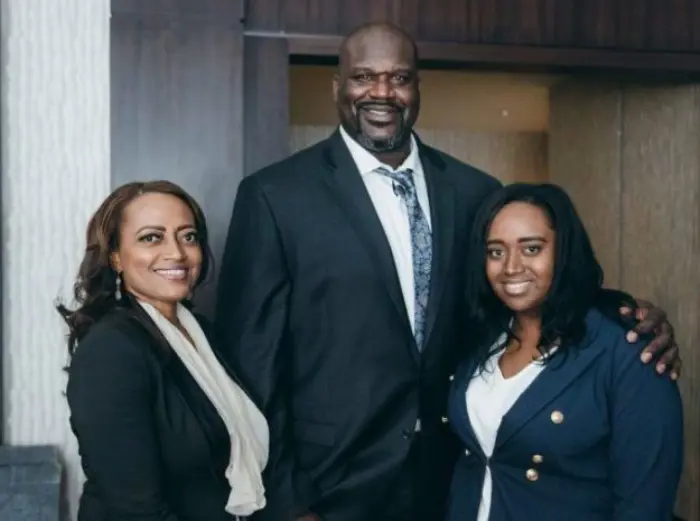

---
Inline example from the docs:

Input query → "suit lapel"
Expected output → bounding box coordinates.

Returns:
[419,142,455,347]
[449,358,482,452]
[495,309,606,449]
[320,131,416,359]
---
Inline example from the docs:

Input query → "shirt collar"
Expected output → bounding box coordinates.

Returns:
[338,125,420,177]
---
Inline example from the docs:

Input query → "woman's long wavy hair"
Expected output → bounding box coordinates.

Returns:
[464,183,637,370]
[56,180,213,357]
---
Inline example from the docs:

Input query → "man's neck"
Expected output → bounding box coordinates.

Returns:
[340,124,414,170]
[374,145,411,169]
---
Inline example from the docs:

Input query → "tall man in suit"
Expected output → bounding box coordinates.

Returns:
[216,22,680,521]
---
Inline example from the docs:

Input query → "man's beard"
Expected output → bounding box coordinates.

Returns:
[343,97,412,153]
[354,114,410,153]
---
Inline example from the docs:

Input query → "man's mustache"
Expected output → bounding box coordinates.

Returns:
[354,101,404,112]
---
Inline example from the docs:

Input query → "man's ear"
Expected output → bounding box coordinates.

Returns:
[332,74,340,103]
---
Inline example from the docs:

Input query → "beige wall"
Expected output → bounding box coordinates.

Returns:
[289,65,556,183]
[550,80,700,521]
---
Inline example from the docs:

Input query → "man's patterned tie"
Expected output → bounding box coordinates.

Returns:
[376,167,432,351]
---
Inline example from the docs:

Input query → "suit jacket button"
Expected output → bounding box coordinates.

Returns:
[550,410,564,424]
[441,416,449,423]
[464,449,470,456]
[449,374,455,381]
[532,454,543,464]
[526,468,539,481]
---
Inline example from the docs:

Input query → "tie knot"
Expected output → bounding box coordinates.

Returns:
[375,166,415,193]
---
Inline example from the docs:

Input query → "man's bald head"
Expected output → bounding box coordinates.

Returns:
[338,22,419,73]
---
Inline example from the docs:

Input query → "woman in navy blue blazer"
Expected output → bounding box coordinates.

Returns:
[446,183,683,521]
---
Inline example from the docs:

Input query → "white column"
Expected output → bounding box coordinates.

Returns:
[1,0,111,518]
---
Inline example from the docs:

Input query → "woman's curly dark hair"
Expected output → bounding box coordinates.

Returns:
[56,180,212,356]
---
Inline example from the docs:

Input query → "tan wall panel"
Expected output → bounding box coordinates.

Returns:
[416,129,548,184]
[290,125,548,184]
[290,65,559,132]
[620,85,700,521]
[549,81,622,287]
[550,80,700,520]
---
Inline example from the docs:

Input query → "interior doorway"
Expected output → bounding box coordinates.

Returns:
[288,59,564,185]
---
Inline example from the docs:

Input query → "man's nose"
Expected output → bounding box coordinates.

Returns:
[368,76,393,98]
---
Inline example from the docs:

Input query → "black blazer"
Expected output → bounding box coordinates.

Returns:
[216,130,501,521]
[67,306,236,521]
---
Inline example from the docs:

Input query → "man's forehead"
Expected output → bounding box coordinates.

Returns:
[344,42,415,70]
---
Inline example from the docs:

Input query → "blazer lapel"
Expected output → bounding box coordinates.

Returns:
[419,142,455,346]
[449,358,482,453]
[320,131,416,357]
[495,309,606,449]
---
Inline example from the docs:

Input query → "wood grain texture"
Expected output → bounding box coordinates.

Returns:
[550,80,700,520]
[111,8,245,315]
[620,85,700,521]
[548,80,623,288]
[246,0,700,52]
[112,0,243,18]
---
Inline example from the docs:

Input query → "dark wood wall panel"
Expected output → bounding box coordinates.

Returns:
[111,4,245,315]
[574,0,618,48]
[693,1,700,50]
[246,0,399,35]
[400,0,477,43]
[646,0,693,50]
[245,0,700,53]
[617,0,694,51]
[338,0,400,34]
[113,0,242,18]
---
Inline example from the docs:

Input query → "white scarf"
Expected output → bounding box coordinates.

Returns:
[138,300,269,517]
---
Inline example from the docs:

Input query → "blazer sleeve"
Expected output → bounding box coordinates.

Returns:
[609,336,684,520]
[66,326,179,521]
[215,176,304,520]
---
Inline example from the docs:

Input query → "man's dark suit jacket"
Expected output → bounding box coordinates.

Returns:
[216,130,501,521]
[67,306,235,521]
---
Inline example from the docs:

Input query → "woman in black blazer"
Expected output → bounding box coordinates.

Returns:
[59,181,269,521]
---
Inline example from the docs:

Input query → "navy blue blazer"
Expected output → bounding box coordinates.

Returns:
[446,308,683,521]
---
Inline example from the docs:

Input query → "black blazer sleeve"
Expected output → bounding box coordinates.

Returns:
[215,176,303,520]
[67,324,180,521]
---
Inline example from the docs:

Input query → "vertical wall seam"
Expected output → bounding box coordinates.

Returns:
[617,82,624,288]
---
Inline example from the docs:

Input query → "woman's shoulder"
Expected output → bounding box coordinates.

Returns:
[69,308,159,372]
[585,307,665,382]
[585,307,645,352]
[66,309,160,420]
